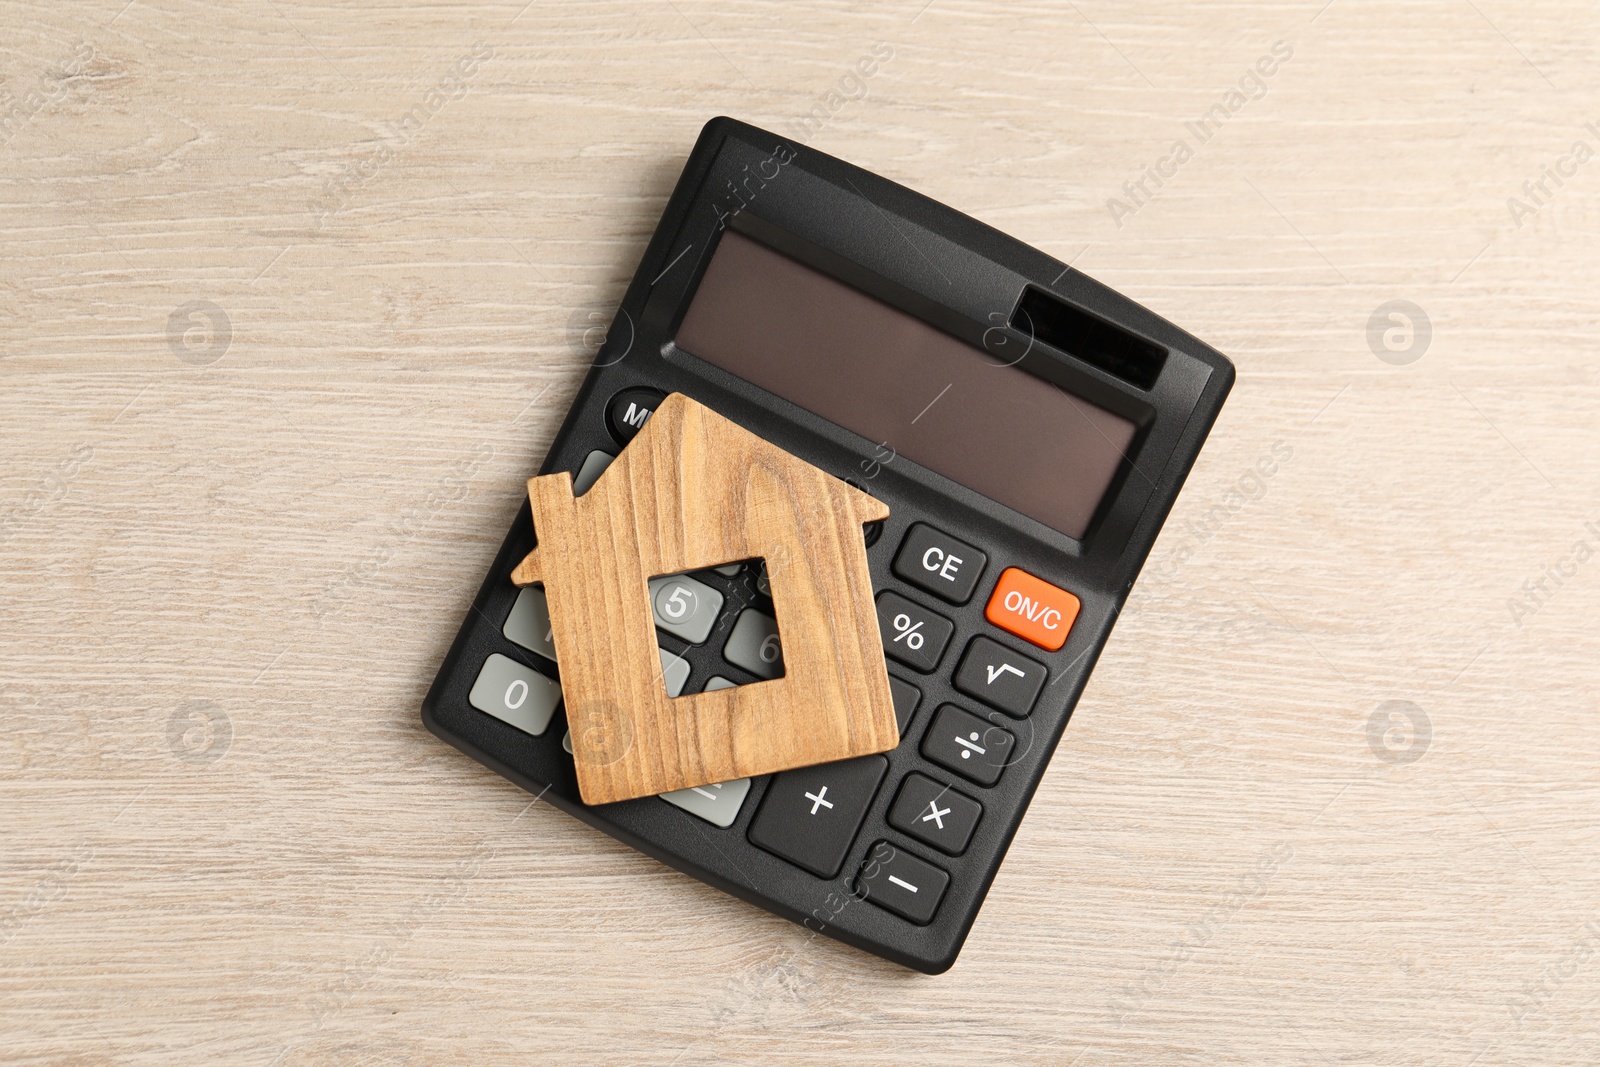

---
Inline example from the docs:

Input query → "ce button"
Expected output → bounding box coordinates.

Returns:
[892,522,988,604]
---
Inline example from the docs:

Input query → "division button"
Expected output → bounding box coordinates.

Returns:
[468,653,562,737]
[952,636,1047,718]
[888,773,982,855]
[888,675,922,737]
[892,523,987,604]
[503,585,557,661]
[659,777,751,828]
[748,755,889,878]
[875,591,954,672]
[921,704,1015,787]
[648,572,725,644]
[723,608,784,679]
[984,567,1080,651]
[855,841,949,925]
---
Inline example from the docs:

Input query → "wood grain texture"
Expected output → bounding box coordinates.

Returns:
[1,1,1598,1065]
[510,392,895,803]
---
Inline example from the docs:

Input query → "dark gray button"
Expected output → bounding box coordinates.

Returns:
[856,841,948,925]
[724,608,783,679]
[952,636,1047,718]
[892,523,987,604]
[607,387,664,444]
[468,654,562,737]
[875,591,953,672]
[921,704,1015,787]
[888,676,921,737]
[749,755,888,878]
[888,773,982,855]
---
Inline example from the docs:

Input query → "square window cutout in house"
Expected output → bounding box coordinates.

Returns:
[647,558,785,697]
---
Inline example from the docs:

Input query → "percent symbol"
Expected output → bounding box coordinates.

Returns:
[891,613,925,650]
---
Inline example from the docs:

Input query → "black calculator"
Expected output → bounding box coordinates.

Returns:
[423,117,1233,973]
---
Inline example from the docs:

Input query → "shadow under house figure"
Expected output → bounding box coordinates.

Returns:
[511,393,900,805]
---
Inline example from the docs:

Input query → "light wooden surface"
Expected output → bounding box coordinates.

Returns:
[513,392,895,803]
[2,1,1597,1063]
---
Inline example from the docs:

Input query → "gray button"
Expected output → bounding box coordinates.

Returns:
[469,653,561,737]
[648,573,724,644]
[713,563,743,577]
[660,647,690,697]
[572,449,614,496]
[723,608,783,679]
[503,585,557,661]
[659,777,751,827]
[561,729,572,754]
[703,676,737,692]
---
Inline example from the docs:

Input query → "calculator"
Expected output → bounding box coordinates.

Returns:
[422,117,1233,973]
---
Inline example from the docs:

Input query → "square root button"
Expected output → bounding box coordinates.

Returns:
[953,636,1046,717]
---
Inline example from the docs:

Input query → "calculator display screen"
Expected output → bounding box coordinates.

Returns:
[675,229,1138,538]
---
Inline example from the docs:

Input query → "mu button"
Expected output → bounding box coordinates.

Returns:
[984,567,1080,651]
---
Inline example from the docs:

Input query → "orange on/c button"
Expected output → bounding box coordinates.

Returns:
[984,567,1080,651]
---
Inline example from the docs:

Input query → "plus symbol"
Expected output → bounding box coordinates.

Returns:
[804,786,834,815]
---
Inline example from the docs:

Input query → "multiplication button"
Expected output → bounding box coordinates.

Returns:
[875,592,953,672]
[888,773,981,855]
[892,523,987,604]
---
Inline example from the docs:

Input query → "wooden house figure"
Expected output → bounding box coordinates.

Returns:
[511,393,899,805]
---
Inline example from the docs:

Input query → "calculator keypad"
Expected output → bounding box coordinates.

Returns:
[504,416,1092,937]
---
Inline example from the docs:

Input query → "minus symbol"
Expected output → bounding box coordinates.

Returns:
[887,874,918,893]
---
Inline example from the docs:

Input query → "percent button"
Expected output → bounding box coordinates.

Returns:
[875,591,954,673]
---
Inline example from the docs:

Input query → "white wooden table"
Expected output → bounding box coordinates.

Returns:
[3,2,1597,1063]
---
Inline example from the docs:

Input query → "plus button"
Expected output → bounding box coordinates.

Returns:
[804,786,834,815]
